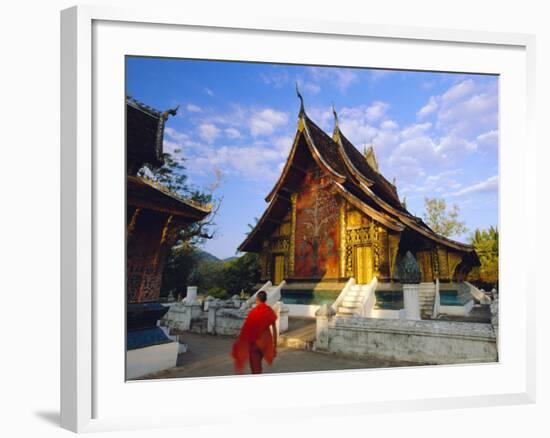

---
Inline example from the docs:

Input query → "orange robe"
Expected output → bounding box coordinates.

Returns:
[231,303,277,373]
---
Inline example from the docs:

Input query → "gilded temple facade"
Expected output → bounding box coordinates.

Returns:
[239,103,479,289]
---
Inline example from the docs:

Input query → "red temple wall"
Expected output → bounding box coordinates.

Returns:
[127,210,172,303]
[294,169,340,279]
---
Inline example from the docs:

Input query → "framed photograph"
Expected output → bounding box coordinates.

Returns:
[61,5,536,433]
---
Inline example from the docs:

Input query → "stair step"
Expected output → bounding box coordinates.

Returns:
[338,307,358,315]
[346,290,367,297]
[343,298,362,306]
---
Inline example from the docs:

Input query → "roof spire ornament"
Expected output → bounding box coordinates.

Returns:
[365,144,380,173]
[295,82,305,115]
[332,103,339,130]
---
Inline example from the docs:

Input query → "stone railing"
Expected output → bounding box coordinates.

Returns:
[431,278,440,318]
[331,277,356,312]
[359,277,378,317]
[464,281,492,304]
[242,280,286,309]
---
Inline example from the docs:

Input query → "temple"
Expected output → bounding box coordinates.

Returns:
[239,96,480,314]
[126,96,212,379]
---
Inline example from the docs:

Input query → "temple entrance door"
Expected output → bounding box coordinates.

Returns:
[355,245,373,284]
[273,255,285,285]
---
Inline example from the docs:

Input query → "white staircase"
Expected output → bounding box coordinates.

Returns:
[333,277,377,316]
[338,284,369,315]
[242,280,286,309]
[419,282,436,318]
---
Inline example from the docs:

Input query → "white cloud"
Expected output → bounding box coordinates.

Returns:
[198,123,220,143]
[401,122,432,140]
[260,70,290,88]
[476,130,498,147]
[303,82,321,94]
[186,103,202,113]
[205,88,214,97]
[272,135,293,158]
[249,109,289,136]
[451,175,498,197]
[366,101,390,123]
[417,96,438,119]
[308,67,359,92]
[441,79,476,104]
[225,127,241,139]
[191,142,287,183]
[380,119,399,130]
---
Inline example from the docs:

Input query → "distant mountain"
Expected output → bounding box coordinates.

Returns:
[195,250,241,264]
[195,250,222,263]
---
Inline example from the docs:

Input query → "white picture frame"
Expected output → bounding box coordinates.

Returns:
[60,5,536,433]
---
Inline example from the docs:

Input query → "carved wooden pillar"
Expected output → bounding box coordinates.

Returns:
[377,227,389,280]
[339,199,347,278]
[289,193,297,277]
[388,232,400,281]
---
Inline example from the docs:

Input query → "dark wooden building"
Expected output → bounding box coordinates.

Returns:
[126,96,211,303]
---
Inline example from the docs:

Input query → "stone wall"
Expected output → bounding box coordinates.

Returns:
[315,314,497,365]
[161,297,287,338]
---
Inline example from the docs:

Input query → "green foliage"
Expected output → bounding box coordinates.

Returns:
[190,259,225,294]
[207,287,229,300]
[139,152,221,245]
[160,245,200,298]
[423,197,467,238]
[469,226,499,287]
[222,253,261,296]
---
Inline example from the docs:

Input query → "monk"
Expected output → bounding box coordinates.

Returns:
[231,291,278,374]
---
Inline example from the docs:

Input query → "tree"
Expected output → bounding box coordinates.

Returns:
[469,226,499,288]
[139,152,223,245]
[160,245,200,298]
[222,253,260,297]
[422,197,467,238]
[139,151,222,298]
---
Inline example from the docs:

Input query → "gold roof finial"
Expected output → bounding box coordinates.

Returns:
[332,103,339,130]
[364,142,379,173]
[295,82,305,115]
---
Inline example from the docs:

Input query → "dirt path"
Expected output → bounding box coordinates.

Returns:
[136,332,418,380]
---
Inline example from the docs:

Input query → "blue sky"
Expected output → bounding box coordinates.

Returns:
[127,57,499,259]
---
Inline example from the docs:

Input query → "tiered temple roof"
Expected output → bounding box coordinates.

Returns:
[239,99,477,262]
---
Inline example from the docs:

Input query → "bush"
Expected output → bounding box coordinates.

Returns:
[207,287,229,300]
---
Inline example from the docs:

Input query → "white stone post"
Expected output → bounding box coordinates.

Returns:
[403,284,421,320]
[278,302,289,334]
[207,302,220,334]
[314,304,335,351]
[231,294,242,309]
[185,286,198,303]
[490,296,499,344]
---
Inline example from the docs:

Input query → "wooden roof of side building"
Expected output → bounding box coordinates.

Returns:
[126,96,211,221]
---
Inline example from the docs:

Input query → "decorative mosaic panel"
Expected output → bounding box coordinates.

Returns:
[294,169,340,279]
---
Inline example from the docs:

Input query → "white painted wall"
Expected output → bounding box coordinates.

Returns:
[318,316,497,364]
[126,342,179,380]
[287,304,320,318]
[440,299,475,316]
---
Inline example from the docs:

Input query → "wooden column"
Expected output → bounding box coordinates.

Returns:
[339,200,347,278]
[288,193,297,277]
